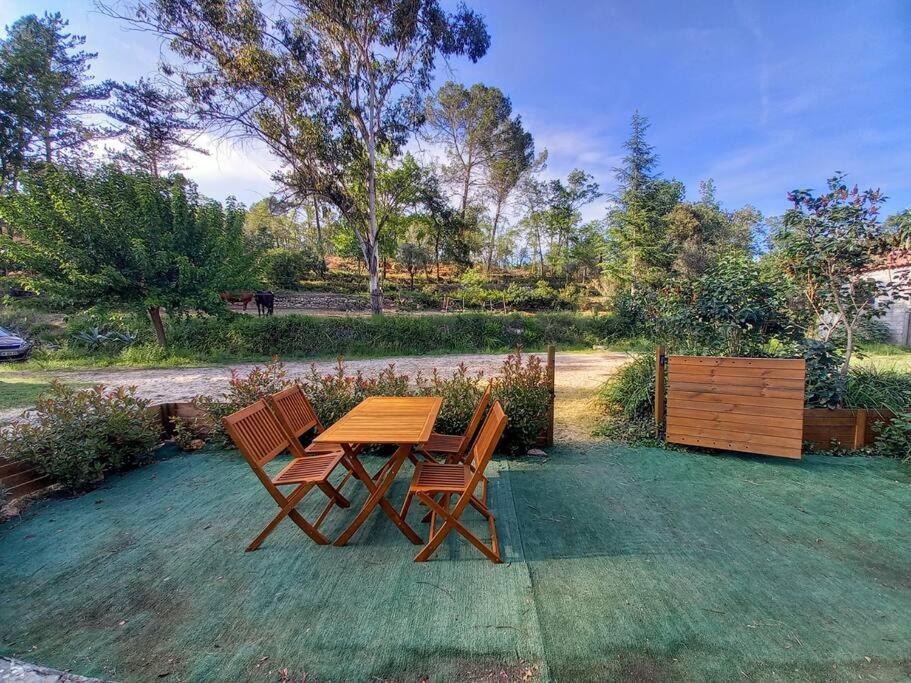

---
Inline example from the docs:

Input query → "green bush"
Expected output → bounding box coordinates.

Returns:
[597,353,656,421]
[844,366,911,413]
[192,354,548,455]
[1,382,159,490]
[166,312,616,359]
[873,412,911,460]
[593,353,663,445]
[298,359,412,428]
[194,360,294,446]
[491,349,551,455]
[415,364,485,436]
[262,247,321,289]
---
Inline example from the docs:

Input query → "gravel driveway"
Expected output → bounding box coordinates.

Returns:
[1,350,632,424]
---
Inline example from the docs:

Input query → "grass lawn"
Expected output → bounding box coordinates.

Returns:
[1,441,909,681]
[0,374,86,411]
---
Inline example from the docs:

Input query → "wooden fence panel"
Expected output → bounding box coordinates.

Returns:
[665,355,806,459]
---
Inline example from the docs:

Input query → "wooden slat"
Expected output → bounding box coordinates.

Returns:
[670,356,806,370]
[667,406,803,431]
[670,434,802,459]
[666,415,803,439]
[667,371,806,389]
[670,381,803,399]
[668,366,806,380]
[313,396,442,445]
[666,355,806,459]
[666,422,802,449]
[670,390,803,409]
[669,399,799,420]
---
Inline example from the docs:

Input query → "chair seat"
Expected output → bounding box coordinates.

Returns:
[273,452,345,485]
[423,432,463,454]
[409,462,471,493]
[303,442,344,455]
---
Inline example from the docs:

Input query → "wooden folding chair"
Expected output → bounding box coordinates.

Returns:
[419,384,491,464]
[267,385,345,457]
[402,400,508,563]
[223,400,350,551]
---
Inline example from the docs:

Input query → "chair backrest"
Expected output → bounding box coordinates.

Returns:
[468,400,508,473]
[457,384,492,456]
[222,399,290,470]
[268,385,322,440]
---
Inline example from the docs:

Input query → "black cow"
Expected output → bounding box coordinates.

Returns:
[255,290,275,316]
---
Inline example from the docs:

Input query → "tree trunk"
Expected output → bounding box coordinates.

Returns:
[486,201,502,271]
[148,307,167,347]
[368,246,382,315]
[435,233,441,282]
[460,175,470,219]
[366,106,383,315]
[841,324,854,379]
[313,197,326,274]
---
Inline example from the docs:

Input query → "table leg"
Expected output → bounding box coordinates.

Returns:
[334,444,422,546]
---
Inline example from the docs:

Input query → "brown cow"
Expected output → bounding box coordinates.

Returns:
[220,291,255,311]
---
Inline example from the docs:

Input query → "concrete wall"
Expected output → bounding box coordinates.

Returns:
[868,265,911,346]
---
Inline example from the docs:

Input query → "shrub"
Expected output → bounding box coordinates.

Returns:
[802,339,846,409]
[873,412,911,460]
[415,364,486,436]
[597,353,656,421]
[491,349,551,455]
[166,312,612,359]
[262,247,320,289]
[593,353,664,445]
[192,353,547,455]
[298,359,412,428]
[1,382,159,490]
[844,366,911,413]
[193,359,293,446]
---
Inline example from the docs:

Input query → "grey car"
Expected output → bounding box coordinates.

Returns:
[0,326,32,361]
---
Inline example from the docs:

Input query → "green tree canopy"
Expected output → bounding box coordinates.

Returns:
[109,0,489,314]
[0,165,257,346]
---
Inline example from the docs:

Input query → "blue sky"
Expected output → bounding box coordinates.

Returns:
[3,0,910,220]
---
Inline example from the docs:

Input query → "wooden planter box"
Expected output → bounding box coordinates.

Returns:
[802,408,894,450]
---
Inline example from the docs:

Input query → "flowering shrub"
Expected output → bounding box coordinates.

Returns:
[2,382,159,490]
[298,359,411,427]
[491,348,552,454]
[193,350,550,455]
[415,363,486,436]
[193,358,293,446]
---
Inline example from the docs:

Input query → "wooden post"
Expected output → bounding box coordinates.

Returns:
[655,345,666,435]
[853,409,868,450]
[545,344,556,447]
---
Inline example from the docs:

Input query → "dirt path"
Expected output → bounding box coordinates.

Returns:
[1,351,632,427]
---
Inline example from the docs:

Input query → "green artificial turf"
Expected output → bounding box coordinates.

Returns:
[1,442,909,682]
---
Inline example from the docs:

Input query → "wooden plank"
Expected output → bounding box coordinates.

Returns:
[666,415,803,439]
[667,371,806,389]
[669,390,803,410]
[666,422,801,449]
[655,345,666,430]
[670,433,802,459]
[669,381,803,399]
[544,345,555,447]
[669,399,799,420]
[853,409,867,450]
[667,406,804,430]
[313,396,442,445]
[667,366,806,380]
[670,356,806,370]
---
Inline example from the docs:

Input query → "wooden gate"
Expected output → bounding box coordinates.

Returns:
[658,351,807,459]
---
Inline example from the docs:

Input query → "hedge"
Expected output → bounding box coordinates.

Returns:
[166,312,623,359]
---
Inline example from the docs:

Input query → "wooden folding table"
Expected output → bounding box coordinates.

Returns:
[312,396,442,546]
